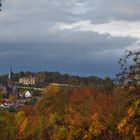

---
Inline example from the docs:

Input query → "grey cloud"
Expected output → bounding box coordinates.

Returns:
[0,30,137,76]
[2,0,140,24]
[0,0,139,76]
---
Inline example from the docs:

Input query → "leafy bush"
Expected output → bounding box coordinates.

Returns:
[32,91,42,97]
[0,92,5,99]
[8,107,17,112]
[25,98,37,105]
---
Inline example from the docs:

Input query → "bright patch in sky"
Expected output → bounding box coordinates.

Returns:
[56,20,140,39]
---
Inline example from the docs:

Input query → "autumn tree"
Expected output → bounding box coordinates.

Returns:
[118,99,140,139]
[0,110,18,140]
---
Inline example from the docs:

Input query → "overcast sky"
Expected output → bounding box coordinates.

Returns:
[0,0,140,77]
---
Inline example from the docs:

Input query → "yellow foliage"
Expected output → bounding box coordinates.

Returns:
[49,112,59,125]
[15,111,27,127]
[90,113,104,136]
[55,126,68,140]
[127,107,134,118]
[117,118,127,132]
[118,99,140,138]
[19,118,28,135]
[44,85,61,94]
[15,111,29,137]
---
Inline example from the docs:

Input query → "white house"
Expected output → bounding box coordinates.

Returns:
[0,104,5,108]
[25,91,32,98]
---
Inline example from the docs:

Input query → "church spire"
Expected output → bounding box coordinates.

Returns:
[8,65,13,79]
[7,65,13,88]
[7,66,14,96]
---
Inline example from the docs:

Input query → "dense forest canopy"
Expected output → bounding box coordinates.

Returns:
[0,84,140,140]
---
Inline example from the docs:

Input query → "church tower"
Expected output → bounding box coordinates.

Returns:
[6,66,14,98]
[8,66,13,87]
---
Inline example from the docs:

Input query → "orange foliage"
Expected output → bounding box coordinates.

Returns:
[18,105,35,116]
[127,107,134,118]
[19,118,28,135]
[69,87,114,121]
[117,100,140,138]
[9,95,17,102]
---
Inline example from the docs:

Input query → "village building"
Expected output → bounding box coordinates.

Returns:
[24,91,32,98]
[5,66,15,98]
[19,76,35,85]
[0,66,20,99]
[0,67,42,109]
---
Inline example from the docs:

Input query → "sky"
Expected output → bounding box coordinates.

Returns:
[0,0,140,77]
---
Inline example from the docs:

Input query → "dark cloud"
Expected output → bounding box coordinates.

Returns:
[0,30,137,76]
[0,0,139,77]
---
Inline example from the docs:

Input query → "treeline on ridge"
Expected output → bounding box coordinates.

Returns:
[0,71,114,88]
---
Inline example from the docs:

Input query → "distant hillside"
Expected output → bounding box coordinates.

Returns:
[0,71,114,89]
